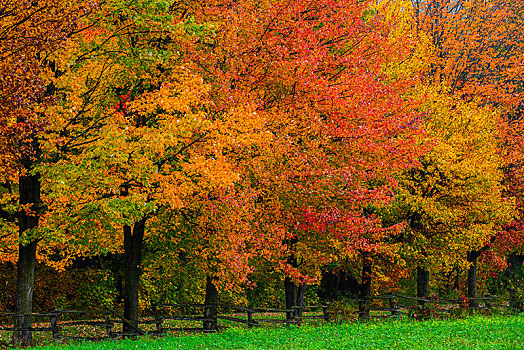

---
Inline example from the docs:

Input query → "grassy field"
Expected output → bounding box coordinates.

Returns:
[33,314,524,349]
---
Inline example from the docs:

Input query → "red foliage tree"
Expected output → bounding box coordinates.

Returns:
[188,0,423,309]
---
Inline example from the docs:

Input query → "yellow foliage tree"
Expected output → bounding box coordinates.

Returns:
[391,86,513,300]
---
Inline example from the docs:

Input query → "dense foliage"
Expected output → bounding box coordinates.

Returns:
[1,0,524,345]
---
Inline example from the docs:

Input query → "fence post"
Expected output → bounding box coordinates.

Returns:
[389,296,398,317]
[285,309,294,328]
[203,304,217,331]
[358,297,370,321]
[322,305,329,323]
[485,296,492,309]
[50,310,59,341]
[294,306,304,325]
[104,311,113,339]
[151,303,163,334]
[247,310,253,329]
[510,296,524,312]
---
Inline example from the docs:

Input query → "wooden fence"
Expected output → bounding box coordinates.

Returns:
[0,308,145,343]
[0,294,520,347]
[355,294,518,320]
[148,303,329,332]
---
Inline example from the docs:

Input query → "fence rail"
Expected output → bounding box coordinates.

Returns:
[0,294,521,347]
[353,294,519,320]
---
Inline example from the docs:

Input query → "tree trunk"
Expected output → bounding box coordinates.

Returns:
[295,283,306,318]
[284,277,297,320]
[284,240,299,321]
[359,254,372,321]
[467,250,481,308]
[14,241,38,347]
[14,168,41,347]
[203,276,218,331]
[508,252,524,311]
[123,217,146,334]
[508,252,524,268]
[417,266,429,306]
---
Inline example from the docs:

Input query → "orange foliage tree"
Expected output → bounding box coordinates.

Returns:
[412,0,524,106]
[187,0,424,311]
[38,0,268,330]
[0,0,86,345]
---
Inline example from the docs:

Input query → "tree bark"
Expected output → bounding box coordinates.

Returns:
[123,217,146,334]
[203,276,218,331]
[284,276,297,320]
[13,166,41,347]
[14,241,38,347]
[467,250,481,308]
[359,254,372,321]
[284,239,299,320]
[295,283,306,318]
[508,252,524,311]
[417,266,429,306]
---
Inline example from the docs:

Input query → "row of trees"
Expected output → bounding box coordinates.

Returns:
[1,0,524,345]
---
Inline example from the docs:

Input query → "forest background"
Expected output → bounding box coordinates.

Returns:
[2,0,524,346]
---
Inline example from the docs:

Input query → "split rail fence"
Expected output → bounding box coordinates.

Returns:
[0,294,520,346]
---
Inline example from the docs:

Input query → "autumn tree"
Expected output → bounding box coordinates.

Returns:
[38,0,269,331]
[0,0,86,345]
[407,0,524,302]
[478,115,524,308]
[412,0,524,106]
[185,0,425,313]
[388,87,513,303]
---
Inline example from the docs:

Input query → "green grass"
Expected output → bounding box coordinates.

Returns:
[34,315,524,349]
